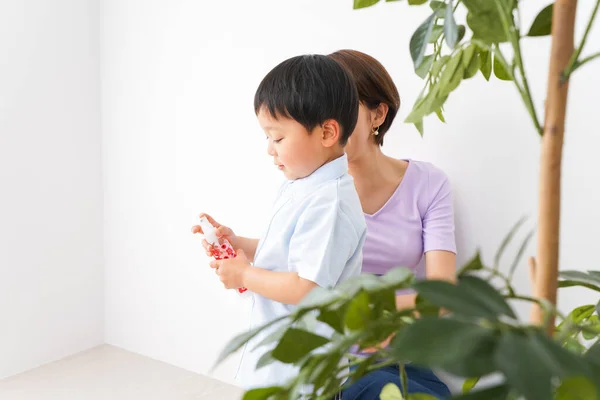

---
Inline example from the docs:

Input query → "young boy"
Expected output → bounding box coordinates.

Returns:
[192,54,366,391]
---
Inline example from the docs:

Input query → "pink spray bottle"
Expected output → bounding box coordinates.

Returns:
[198,216,250,297]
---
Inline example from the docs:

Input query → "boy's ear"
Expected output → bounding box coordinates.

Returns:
[320,119,341,147]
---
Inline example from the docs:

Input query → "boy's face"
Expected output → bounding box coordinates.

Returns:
[257,108,329,180]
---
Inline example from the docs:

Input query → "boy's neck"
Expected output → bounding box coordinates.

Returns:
[323,148,345,165]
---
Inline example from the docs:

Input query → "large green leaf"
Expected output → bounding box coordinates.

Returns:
[381,268,414,287]
[529,329,594,379]
[457,250,484,276]
[410,13,437,69]
[555,376,598,400]
[430,1,445,14]
[583,315,600,340]
[414,280,495,319]
[557,304,596,331]
[378,266,414,290]
[444,0,459,49]
[479,49,492,81]
[445,331,498,377]
[494,331,554,400]
[462,0,511,44]
[255,351,276,370]
[435,108,445,123]
[462,377,479,393]
[451,384,510,400]
[462,44,481,79]
[252,325,288,351]
[493,55,512,81]
[344,290,372,330]
[350,353,380,383]
[586,340,600,365]
[310,352,343,390]
[459,276,517,319]
[429,25,444,43]
[414,275,515,320]
[564,336,586,354]
[214,316,286,367]
[335,274,371,298]
[559,271,600,292]
[405,84,448,125]
[416,55,434,79]
[317,304,347,334]
[431,55,450,77]
[271,328,329,363]
[390,318,497,375]
[242,386,284,400]
[408,0,428,5]
[438,49,464,97]
[457,24,466,43]
[527,4,554,37]
[496,329,597,399]
[296,285,341,310]
[380,383,403,400]
[415,292,441,317]
[353,0,380,9]
[371,288,397,315]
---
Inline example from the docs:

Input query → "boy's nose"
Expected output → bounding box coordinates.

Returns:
[267,141,276,156]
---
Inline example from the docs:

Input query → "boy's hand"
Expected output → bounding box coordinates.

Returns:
[191,213,239,255]
[209,249,251,289]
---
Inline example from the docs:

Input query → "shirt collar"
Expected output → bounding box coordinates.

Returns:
[285,153,348,196]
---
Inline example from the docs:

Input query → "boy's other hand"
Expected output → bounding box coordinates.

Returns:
[209,249,251,289]
[191,213,238,256]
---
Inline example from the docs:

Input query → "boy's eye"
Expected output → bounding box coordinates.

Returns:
[265,136,283,143]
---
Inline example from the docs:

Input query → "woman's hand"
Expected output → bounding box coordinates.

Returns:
[191,213,239,256]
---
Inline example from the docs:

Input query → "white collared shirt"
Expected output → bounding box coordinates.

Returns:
[236,153,367,391]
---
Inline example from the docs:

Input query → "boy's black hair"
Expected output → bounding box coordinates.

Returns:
[254,54,359,146]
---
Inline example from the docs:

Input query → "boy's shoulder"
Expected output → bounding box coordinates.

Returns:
[294,172,365,232]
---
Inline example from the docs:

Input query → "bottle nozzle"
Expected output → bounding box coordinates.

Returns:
[198,216,219,245]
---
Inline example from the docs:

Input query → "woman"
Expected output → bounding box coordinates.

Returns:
[328,49,456,399]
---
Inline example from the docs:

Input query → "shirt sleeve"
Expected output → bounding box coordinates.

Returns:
[287,194,360,289]
[422,170,457,254]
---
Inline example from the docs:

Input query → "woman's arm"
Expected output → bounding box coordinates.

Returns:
[395,249,456,311]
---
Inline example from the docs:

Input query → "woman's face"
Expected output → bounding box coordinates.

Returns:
[345,103,377,162]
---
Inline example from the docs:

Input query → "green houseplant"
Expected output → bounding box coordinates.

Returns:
[215,1,600,398]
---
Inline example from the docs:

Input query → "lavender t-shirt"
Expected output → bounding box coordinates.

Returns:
[362,160,456,279]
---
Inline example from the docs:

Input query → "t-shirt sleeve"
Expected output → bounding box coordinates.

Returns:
[287,195,359,289]
[422,170,456,254]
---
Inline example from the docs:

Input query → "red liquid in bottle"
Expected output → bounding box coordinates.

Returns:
[210,240,248,295]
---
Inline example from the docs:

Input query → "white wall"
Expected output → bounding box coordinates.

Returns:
[0,0,103,379]
[101,0,600,385]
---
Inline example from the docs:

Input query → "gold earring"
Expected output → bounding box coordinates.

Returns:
[372,126,380,136]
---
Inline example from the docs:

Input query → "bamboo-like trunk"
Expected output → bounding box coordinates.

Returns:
[531,0,578,333]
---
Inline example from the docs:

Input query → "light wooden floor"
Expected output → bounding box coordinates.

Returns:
[0,345,243,400]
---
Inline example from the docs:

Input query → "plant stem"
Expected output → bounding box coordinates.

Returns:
[512,29,543,135]
[400,363,409,398]
[494,0,543,135]
[507,294,568,321]
[572,52,600,73]
[563,0,600,80]
[482,266,516,296]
